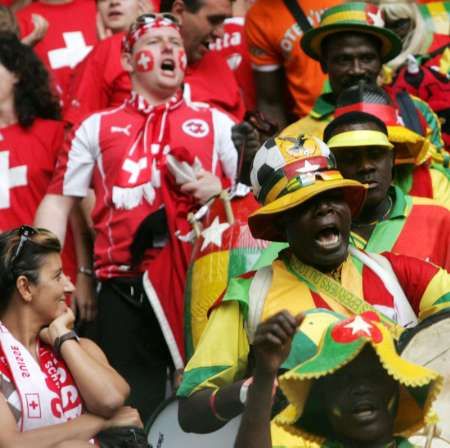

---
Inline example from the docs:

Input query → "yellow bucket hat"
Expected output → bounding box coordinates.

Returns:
[275,312,442,445]
[248,135,367,242]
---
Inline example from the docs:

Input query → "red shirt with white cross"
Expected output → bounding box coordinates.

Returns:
[0,120,77,282]
[16,0,98,107]
[50,98,237,280]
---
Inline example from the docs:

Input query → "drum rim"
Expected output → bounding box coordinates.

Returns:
[397,310,450,354]
[145,396,178,435]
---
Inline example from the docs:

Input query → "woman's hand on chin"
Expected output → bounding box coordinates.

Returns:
[40,308,76,346]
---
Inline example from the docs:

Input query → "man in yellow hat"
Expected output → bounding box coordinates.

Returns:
[235,311,442,448]
[324,110,450,269]
[176,134,450,438]
[282,2,443,153]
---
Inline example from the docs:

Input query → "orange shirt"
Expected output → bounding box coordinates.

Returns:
[245,0,340,118]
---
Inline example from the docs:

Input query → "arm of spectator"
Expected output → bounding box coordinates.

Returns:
[0,397,103,448]
[34,194,78,244]
[8,0,31,14]
[20,14,48,47]
[138,0,154,14]
[70,204,96,322]
[40,309,130,418]
[254,68,288,129]
[234,311,303,448]
[0,398,142,448]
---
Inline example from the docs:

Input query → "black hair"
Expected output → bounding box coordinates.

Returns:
[160,0,204,13]
[321,31,383,60]
[0,227,61,315]
[0,32,61,127]
[323,111,388,143]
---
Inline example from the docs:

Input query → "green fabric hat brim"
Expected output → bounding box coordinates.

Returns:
[275,328,442,444]
[301,24,402,63]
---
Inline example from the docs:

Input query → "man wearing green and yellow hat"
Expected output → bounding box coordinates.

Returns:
[323,109,450,270]
[235,311,442,448]
[279,1,448,202]
[176,135,450,439]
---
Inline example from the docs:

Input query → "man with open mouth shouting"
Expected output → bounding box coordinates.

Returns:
[177,134,450,444]
[34,13,237,422]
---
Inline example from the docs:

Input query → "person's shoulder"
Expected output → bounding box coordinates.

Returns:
[247,0,285,18]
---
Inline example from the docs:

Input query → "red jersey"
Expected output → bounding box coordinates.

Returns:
[50,95,237,279]
[0,120,76,281]
[16,0,98,106]
[210,17,256,111]
[65,37,245,125]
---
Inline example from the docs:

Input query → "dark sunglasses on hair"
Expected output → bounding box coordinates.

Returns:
[136,12,180,26]
[11,225,38,264]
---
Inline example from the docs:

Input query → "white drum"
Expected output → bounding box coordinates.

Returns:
[399,314,450,447]
[147,398,241,448]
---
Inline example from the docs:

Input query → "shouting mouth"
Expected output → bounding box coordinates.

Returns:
[314,224,342,250]
[161,58,176,77]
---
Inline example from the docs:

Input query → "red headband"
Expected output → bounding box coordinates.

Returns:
[335,103,403,126]
[122,14,181,53]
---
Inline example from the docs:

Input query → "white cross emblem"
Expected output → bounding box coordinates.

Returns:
[0,151,27,209]
[48,32,93,70]
[137,52,151,70]
[122,157,148,184]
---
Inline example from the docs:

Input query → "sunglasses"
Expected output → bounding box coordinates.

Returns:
[11,225,38,265]
[136,12,180,27]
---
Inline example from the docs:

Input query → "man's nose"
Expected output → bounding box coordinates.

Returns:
[349,58,365,75]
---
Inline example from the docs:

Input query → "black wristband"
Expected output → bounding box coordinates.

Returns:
[53,331,79,357]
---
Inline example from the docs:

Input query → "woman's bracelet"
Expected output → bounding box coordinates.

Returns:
[209,388,229,422]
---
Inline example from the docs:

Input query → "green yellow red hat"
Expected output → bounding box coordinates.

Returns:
[333,82,431,165]
[301,2,402,63]
[275,311,442,445]
[248,135,367,242]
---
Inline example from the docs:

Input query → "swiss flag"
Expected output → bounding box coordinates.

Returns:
[26,393,41,419]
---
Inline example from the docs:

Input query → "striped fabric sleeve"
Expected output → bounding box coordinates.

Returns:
[177,301,250,397]
[382,252,450,319]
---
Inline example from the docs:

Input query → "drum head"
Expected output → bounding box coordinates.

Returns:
[146,398,241,448]
[400,316,450,443]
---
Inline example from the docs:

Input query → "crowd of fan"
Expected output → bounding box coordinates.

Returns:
[0,0,449,446]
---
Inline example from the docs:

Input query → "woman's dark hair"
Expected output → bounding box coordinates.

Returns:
[0,32,61,127]
[0,227,61,315]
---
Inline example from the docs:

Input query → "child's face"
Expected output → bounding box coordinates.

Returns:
[318,346,398,445]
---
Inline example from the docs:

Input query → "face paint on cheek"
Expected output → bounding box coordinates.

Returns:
[135,50,154,73]
[178,50,187,73]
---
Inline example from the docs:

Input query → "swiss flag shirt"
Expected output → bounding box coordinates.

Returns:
[16,0,97,106]
[50,98,237,279]
[65,39,245,126]
[0,120,77,281]
[0,120,64,230]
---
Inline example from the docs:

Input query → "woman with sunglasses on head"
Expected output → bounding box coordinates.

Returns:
[0,226,144,448]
